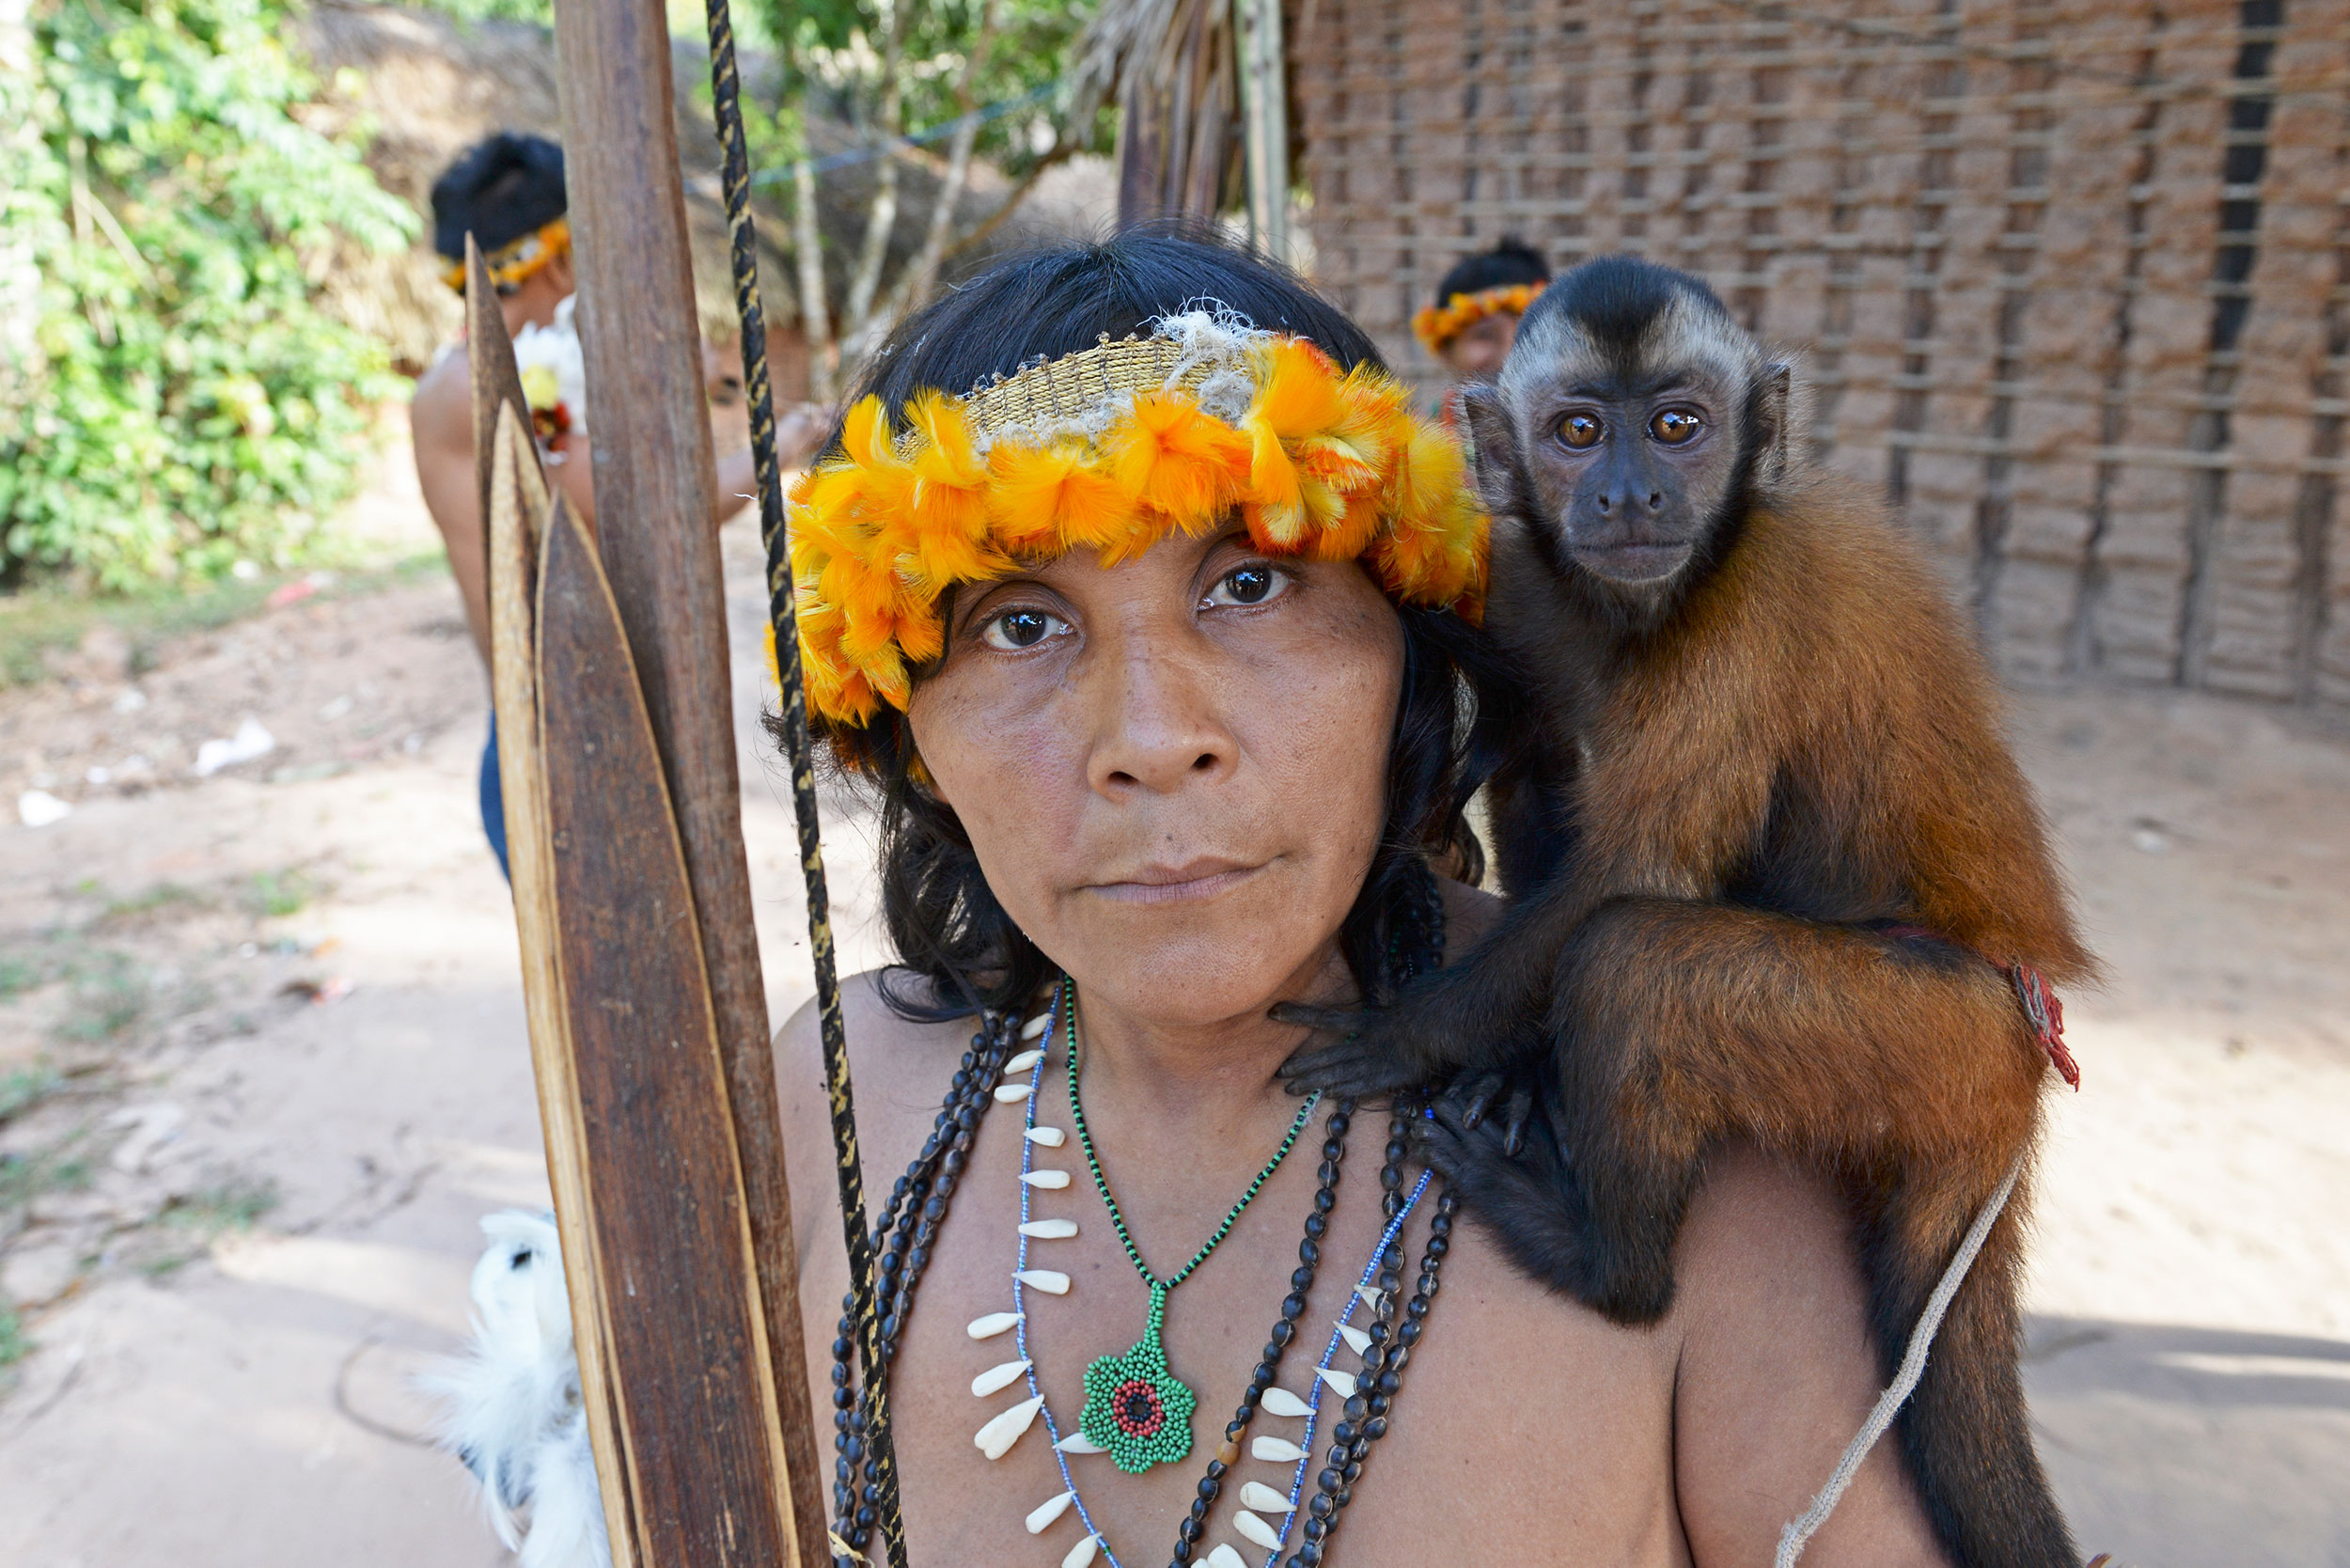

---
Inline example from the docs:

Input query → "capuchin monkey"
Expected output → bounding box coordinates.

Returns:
[1281,257,2092,1568]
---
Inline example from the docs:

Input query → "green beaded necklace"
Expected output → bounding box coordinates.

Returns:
[1062,980,1323,1475]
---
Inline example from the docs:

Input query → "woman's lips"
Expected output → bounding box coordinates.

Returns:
[1085,856,1268,906]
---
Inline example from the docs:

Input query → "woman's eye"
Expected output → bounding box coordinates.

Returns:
[1650,408,1703,445]
[1556,414,1603,449]
[981,608,1069,651]
[1202,564,1291,608]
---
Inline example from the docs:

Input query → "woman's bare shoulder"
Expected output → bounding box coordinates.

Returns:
[1670,1147,1950,1563]
[773,968,976,1121]
[772,970,978,1249]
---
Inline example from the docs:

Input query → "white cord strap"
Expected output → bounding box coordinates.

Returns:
[1774,1154,2026,1568]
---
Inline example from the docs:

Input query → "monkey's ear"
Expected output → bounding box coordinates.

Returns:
[1457,383,1525,516]
[1753,362,1794,483]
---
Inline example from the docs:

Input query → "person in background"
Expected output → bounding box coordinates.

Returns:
[1411,237,1552,404]
[407,131,825,876]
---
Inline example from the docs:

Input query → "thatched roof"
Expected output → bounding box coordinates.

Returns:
[1067,0,1244,225]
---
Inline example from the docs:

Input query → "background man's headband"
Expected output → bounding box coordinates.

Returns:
[785,311,1489,732]
[439,216,571,296]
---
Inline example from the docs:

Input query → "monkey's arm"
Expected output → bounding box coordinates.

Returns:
[1280,742,1758,1097]
[1278,870,1613,1095]
[1438,897,2046,1322]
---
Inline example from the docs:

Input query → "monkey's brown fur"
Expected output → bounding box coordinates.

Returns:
[1281,253,2096,1563]
[1521,475,2084,1565]
[1298,467,2092,1566]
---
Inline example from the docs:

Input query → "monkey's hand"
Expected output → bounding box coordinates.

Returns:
[1411,1080,1602,1297]
[1270,1000,1426,1099]
[1271,995,1468,1100]
[1275,967,1532,1102]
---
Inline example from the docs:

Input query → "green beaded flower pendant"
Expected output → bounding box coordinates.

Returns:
[1079,1282,1197,1473]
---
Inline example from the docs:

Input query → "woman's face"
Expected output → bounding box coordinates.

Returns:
[908,526,1404,1028]
[1440,309,1521,382]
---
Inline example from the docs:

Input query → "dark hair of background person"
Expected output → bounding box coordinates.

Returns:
[430,132,568,261]
[770,225,1491,1023]
[1433,237,1551,306]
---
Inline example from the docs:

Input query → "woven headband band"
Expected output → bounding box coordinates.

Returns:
[783,311,1489,733]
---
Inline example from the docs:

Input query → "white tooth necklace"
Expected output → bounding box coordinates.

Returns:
[977,977,1434,1568]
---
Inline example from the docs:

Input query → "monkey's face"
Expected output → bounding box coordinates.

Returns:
[1463,271,1792,606]
[1503,368,1739,587]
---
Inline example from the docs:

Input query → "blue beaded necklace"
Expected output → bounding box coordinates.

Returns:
[1009,978,1432,1568]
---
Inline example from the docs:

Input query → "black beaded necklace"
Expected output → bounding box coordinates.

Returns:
[825,868,1456,1568]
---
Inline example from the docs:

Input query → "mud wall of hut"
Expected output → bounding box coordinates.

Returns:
[1292,0,2350,709]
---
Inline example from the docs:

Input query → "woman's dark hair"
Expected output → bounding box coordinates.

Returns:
[772,226,1486,1021]
[431,132,567,260]
[1433,237,1551,306]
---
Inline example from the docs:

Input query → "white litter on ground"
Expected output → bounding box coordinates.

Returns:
[193,717,277,777]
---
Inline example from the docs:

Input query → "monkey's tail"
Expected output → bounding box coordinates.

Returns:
[1850,1164,2077,1568]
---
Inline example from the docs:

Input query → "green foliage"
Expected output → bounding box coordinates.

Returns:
[164,1175,279,1235]
[55,949,146,1043]
[144,1174,278,1273]
[739,0,1103,175]
[0,548,446,688]
[406,0,551,23]
[0,1067,63,1125]
[0,1303,29,1372]
[1,0,419,590]
[0,1137,93,1216]
[243,868,314,918]
[0,953,44,1004]
[100,882,214,927]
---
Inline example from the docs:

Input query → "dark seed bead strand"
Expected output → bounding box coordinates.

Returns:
[830,1011,1013,1562]
[825,971,1449,1568]
[1168,1102,1353,1568]
[1281,1111,1454,1568]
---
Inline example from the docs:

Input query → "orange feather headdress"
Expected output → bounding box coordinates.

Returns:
[782,311,1489,731]
[1411,281,1543,356]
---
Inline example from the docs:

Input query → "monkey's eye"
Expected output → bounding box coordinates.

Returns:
[1555,414,1604,450]
[1649,408,1703,445]
[982,607,1070,651]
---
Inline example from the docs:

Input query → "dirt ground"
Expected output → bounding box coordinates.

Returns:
[1,452,2345,1568]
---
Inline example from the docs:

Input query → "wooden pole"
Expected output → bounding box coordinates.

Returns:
[473,253,815,1564]
[1234,0,1288,261]
[531,0,824,1559]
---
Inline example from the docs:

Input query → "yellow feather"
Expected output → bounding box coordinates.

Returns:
[1107,393,1251,530]
[985,443,1138,555]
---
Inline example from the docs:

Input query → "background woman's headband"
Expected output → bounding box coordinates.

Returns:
[1413,282,1544,355]
[785,311,1489,731]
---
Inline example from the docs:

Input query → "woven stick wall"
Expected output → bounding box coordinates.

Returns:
[1293,0,2350,708]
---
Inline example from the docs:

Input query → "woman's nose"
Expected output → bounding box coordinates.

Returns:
[1085,644,1236,795]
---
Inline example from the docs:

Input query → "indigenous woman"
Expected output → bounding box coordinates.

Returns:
[1411,239,1551,396]
[776,231,1951,1567]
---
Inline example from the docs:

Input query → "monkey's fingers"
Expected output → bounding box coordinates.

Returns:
[1412,1086,1523,1190]
[1277,1035,1427,1100]
[1456,1071,1510,1129]
[1267,999,1367,1038]
[1501,1086,1534,1159]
